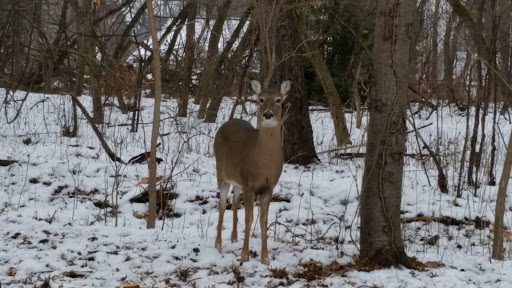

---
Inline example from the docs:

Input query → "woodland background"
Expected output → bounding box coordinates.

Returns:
[2,0,512,286]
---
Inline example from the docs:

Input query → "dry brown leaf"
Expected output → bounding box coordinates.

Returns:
[490,229,512,242]
[115,285,141,288]
[504,231,512,242]
[132,211,147,219]
[7,267,16,276]
[137,175,164,185]
[423,261,445,269]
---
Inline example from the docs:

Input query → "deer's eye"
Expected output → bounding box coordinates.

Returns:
[259,98,265,104]
[275,98,281,104]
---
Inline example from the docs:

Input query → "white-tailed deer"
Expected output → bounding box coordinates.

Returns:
[213,79,290,265]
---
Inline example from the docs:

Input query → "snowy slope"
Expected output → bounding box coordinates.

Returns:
[1,90,512,287]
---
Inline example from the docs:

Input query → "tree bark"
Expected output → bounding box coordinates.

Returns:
[178,0,197,117]
[262,0,317,165]
[145,0,163,229]
[360,0,414,268]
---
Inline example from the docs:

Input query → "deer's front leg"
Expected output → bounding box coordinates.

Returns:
[259,192,272,265]
[240,189,255,263]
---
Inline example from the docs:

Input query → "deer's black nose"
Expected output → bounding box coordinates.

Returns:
[263,111,273,119]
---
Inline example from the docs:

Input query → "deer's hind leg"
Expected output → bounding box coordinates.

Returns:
[215,181,231,251]
[231,185,242,243]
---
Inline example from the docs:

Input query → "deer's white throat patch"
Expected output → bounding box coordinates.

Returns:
[261,119,278,127]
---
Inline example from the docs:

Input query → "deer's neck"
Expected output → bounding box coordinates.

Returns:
[256,126,282,154]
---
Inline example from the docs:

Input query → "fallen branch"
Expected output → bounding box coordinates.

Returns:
[333,152,430,159]
[309,108,330,112]
[402,215,490,230]
[401,216,465,226]
[0,159,18,166]
[70,94,125,164]
[317,144,365,155]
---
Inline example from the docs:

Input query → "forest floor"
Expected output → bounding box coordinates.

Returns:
[1,90,512,287]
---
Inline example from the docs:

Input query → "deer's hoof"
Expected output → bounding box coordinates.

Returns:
[261,257,270,265]
[240,253,249,263]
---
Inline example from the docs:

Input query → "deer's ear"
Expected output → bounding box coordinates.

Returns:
[250,80,262,95]
[280,81,291,98]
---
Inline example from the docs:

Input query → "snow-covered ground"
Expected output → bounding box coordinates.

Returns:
[1,90,512,287]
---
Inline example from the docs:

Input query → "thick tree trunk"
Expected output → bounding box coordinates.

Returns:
[492,107,512,260]
[266,1,317,165]
[178,1,197,117]
[360,0,414,268]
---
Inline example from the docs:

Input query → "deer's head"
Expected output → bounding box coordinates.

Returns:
[250,80,291,128]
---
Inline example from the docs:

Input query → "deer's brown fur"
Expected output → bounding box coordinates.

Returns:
[213,80,290,265]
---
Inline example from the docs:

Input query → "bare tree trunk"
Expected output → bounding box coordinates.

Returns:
[484,0,498,186]
[473,0,497,190]
[178,0,197,117]
[442,13,456,101]
[145,0,163,229]
[429,0,440,90]
[360,0,414,268]
[466,1,490,188]
[352,56,363,129]
[467,60,483,187]
[456,62,474,198]
[195,0,232,117]
[492,115,512,259]
[81,0,104,124]
[72,0,88,137]
[39,1,68,92]
[301,26,351,146]
[204,16,256,123]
